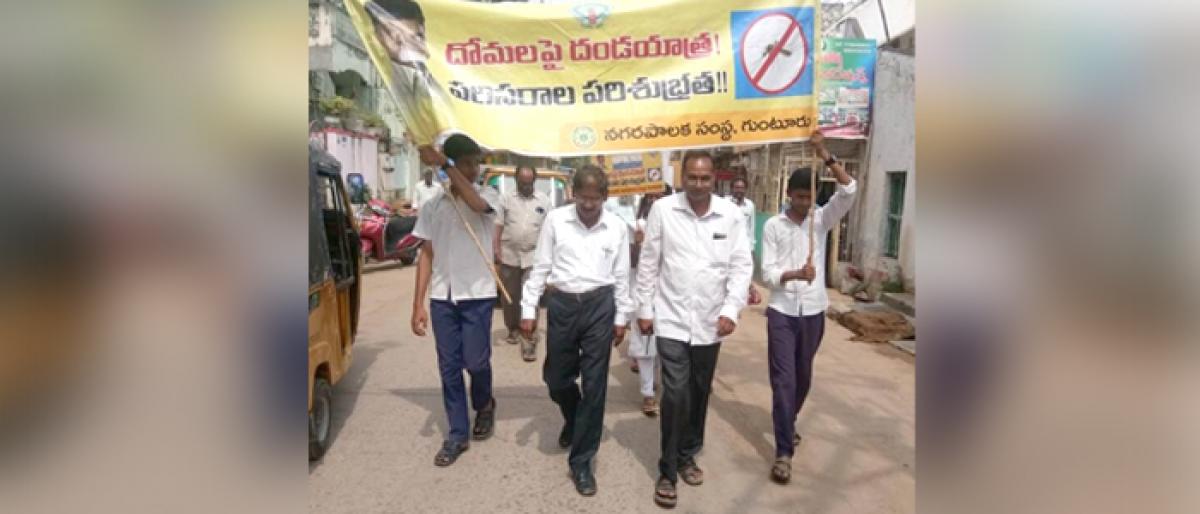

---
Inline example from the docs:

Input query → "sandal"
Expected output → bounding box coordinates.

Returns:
[472,398,496,440]
[642,396,659,417]
[771,457,792,484]
[433,440,469,467]
[654,476,677,508]
[680,458,704,486]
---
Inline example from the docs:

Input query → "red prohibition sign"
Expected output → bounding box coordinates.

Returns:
[739,12,810,95]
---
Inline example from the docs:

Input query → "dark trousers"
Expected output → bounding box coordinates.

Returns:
[431,298,496,443]
[657,337,721,483]
[498,263,532,334]
[542,286,615,472]
[766,308,826,457]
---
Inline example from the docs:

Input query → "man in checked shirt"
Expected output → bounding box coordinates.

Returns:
[636,149,754,508]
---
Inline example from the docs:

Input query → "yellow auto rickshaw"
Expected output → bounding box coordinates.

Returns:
[482,166,572,208]
[309,145,361,461]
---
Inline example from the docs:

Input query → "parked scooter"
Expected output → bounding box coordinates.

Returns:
[358,199,420,265]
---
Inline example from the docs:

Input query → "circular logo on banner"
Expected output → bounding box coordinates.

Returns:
[739,12,810,95]
[571,126,597,149]
[647,167,662,181]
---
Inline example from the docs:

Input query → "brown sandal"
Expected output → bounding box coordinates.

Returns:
[680,459,704,486]
[654,476,677,508]
[771,457,792,484]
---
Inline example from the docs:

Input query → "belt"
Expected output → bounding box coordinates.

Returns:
[547,284,613,302]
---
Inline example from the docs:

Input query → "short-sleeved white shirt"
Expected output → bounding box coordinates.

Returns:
[412,184,501,302]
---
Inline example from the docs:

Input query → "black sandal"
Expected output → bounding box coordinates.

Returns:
[654,476,677,508]
[472,398,496,440]
[771,457,792,484]
[433,440,468,467]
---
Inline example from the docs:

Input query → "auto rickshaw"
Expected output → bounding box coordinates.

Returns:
[482,166,572,208]
[309,145,361,461]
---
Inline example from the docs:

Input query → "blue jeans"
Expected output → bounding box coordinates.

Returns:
[430,298,496,443]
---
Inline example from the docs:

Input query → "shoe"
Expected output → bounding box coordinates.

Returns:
[433,440,469,467]
[505,332,519,345]
[571,468,597,496]
[654,475,677,508]
[558,421,573,449]
[521,339,536,362]
[471,398,496,441]
[680,458,704,486]
[631,361,640,373]
[642,396,659,417]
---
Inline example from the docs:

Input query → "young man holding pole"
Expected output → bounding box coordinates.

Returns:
[759,132,857,483]
[410,134,504,467]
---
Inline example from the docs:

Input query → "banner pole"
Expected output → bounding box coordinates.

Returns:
[445,184,514,305]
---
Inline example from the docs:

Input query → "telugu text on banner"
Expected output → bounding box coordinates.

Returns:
[347,0,823,156]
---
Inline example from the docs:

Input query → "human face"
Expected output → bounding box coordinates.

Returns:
[454,153,482,183]
[516,169,535,197]
[422,170,433,184]
[788,187,813,217]
[376,16,428,64]
[732,180,747,202]
[573,183,606,227]
[683,156,715,204]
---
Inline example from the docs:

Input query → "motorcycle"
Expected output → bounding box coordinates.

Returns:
[357,199,421,265]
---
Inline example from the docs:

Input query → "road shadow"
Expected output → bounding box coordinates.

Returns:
[389,384,569,456]
[309,341,386,473]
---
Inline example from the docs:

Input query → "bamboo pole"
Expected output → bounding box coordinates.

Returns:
[444,183,514,305]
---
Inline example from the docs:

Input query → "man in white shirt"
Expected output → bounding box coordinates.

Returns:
[410,134,501,467]
[411,167,442,211]
[731,175,756,248]
[760,131,857,483]
[493,166,552,361]
[636,150,753,508]
[520,166,632,497]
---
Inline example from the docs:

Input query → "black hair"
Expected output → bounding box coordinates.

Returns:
[663,183,674,195]
[515,165,538,179]
[573,165,608,195]
[680,149,713,171]
[442,133,481,162]
[786,167,813,193]
[373,0,425,23]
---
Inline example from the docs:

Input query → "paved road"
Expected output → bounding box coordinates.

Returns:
[309,265,914,513]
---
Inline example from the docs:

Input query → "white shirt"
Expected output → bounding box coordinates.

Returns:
[412,185,501,302]
[761,179,857,316]
[522,206,634,325]
[411,181,442,210]
[635,193,754,346]
[734,197,756,247]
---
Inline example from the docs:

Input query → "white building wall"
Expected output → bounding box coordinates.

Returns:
[855,49,914,290]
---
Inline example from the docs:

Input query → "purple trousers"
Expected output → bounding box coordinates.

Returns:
[766,307,826,457]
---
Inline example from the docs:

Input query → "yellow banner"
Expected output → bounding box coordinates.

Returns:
[348,0,821,156]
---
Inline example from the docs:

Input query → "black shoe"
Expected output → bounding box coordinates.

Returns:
[472,398,496,441]
[433,440,469,467]
[558,422,574,449]
[571,468,597,496]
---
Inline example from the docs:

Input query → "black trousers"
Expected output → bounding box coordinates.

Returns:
[657,337,721,483]
[542,286,615,472]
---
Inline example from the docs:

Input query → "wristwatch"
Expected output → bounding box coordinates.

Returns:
[824,155,838,167]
